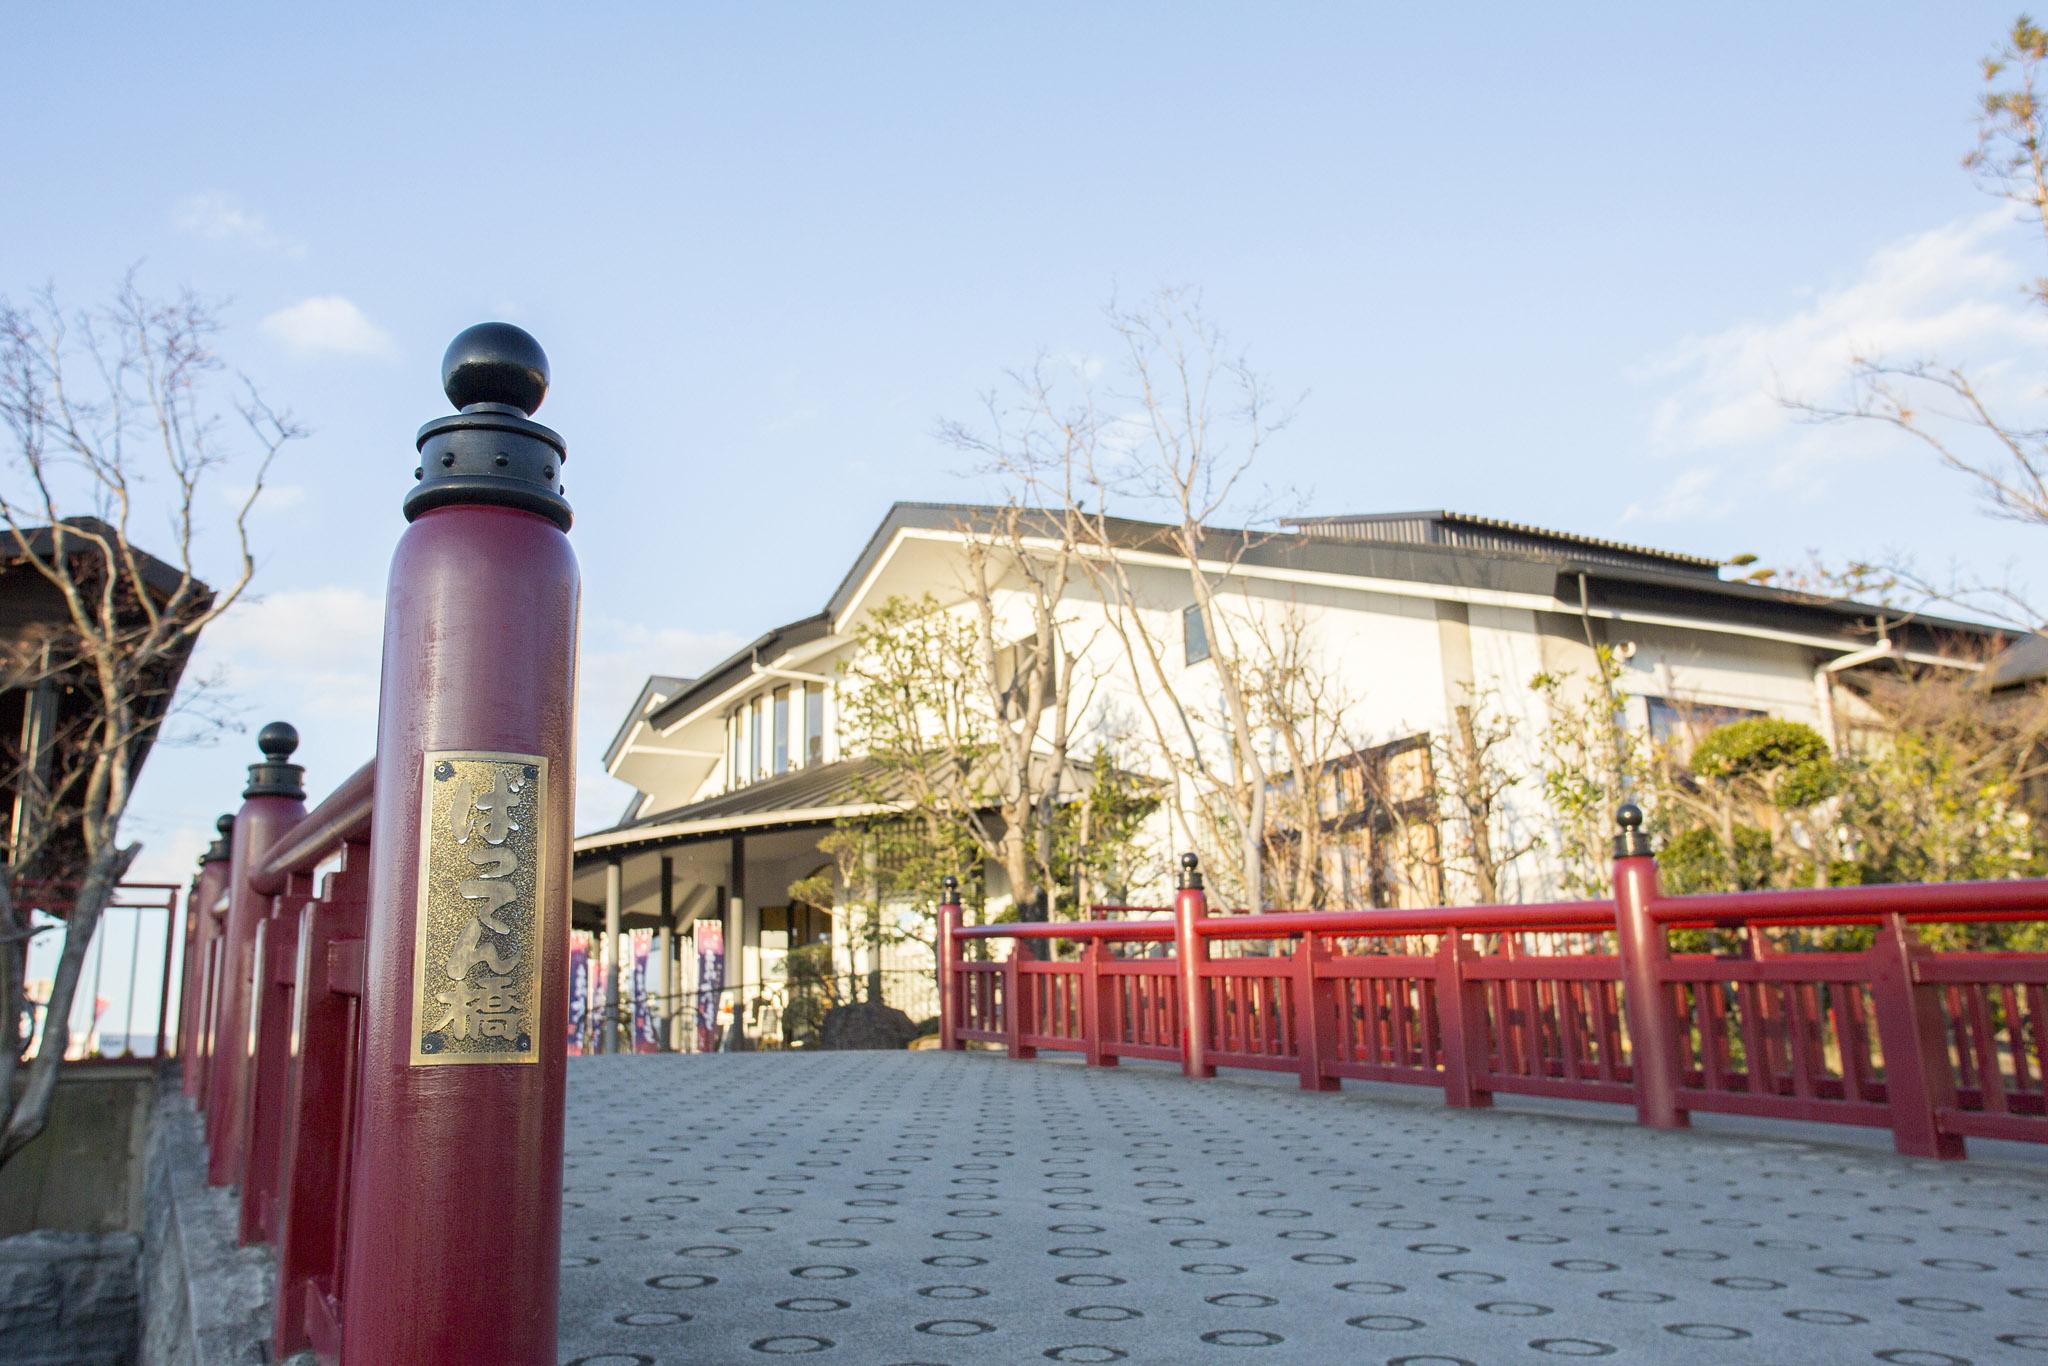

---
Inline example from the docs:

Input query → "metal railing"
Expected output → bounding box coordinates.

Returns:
[938,807,2048,1160]
[13,879,182,1062]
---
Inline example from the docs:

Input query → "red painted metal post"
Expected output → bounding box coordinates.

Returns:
[1611,805,1688,1130]
[340,325,578,1365]
[1292,934,1337,1090]
[204,727,308,1186]
[180,821,232,1097]
[239,870,310,1245]
[938,876,962,1051]
[1086,938,1119,1068]
[1004,946,1036,1059]
[1173,853,1214,1079]
[1434,932,1494,1108]
[1869,911,1966,1159]
[273,839,370,1358]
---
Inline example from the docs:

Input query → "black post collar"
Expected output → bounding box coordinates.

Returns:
[200,812,235,865]
[244,721,306,800]
[406,322,571,531]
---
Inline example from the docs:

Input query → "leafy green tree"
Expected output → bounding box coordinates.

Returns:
[1531,646,1648,897]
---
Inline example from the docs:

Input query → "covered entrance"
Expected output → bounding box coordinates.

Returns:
[568,759,911,1051]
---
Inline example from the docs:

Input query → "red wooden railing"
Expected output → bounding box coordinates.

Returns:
[937,812,2048,1160]
[177,757,373,1361]
[170,320,580,1366]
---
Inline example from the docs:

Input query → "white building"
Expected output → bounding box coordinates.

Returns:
[569,503,2002,1042]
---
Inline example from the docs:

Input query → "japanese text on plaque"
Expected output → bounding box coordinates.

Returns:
[411,752,548,1065]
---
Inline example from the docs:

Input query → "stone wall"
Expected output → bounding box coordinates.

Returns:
[0,1064,153,1236]
[137,1084,274,1366]
[0,1230,140,1366]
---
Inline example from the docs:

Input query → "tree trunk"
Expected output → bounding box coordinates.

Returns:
[2,843,137,1168]
[0,879,27,1117]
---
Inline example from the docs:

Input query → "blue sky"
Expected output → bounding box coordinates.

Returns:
[9,5,2048,1020]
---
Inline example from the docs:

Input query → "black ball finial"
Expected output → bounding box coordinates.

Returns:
[1613,802,1654,858]
[257,721,299,761]
[1177,851,1204,891]
[245,721,306,800]
[441,322,550,415]
[216,813,235,837]
[941,874,960,904]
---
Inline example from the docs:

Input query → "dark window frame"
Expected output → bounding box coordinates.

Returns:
[804,682,825,766]
[1183,603,1210,665]
[772,685,791,774]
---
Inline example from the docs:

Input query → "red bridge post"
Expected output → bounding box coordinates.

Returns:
[1612,804,1688,1130]
[1174,853,1214,1079]
[938,876,962,1051]
[204,726,307,1186]
[1870,911,1965,1159]
[339,324,579,1365]
[179,817,232,1099]
[239,865,313,1245]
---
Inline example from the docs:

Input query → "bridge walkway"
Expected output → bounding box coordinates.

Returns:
[559,1053,2047,1365]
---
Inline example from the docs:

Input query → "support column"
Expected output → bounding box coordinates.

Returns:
[725,836,746,1048]
[341,324,578,1365]
[604,860,622,1053]
[203,727,305,1186]
[656,855,675,1051]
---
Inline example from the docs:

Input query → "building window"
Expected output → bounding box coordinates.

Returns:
[995,635,1055,714]
[728,708,741,788]
[750,695,764,782]
[1645,696,1765,760]
[804,682,824,765]
[1183,604,1210,665]
[773,686,790,774]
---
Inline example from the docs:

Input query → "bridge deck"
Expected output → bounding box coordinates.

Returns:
[560,1053,2047,1365]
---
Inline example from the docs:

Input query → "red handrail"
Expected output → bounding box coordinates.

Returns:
[176,756,375,1363]
[258,761,374,881]
[937,844,2048,1162]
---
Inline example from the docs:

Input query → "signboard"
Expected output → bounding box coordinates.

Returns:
[410,751,549,1066]
[694,920,724,1052]
[567,932,589,1054]
[630,929,658,1052]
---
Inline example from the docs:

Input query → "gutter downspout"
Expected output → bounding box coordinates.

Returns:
[1814,635,1895,752]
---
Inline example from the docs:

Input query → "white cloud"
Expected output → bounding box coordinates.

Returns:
[198,585,386,724]
[221,482,305,512]
[1630,208,2048,520]
[1622,465,1730,524]
[261,296,395,359]
[574,618,748,834]
[173,191,305,257]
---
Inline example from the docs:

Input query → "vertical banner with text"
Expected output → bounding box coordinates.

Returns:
[694,920,724,1052]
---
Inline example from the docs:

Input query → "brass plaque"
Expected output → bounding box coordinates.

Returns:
[410,751,549,1066]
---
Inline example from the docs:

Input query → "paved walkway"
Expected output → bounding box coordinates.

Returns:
[559,1053,2048,1365]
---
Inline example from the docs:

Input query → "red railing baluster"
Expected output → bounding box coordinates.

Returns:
[1869,912,1966,1159]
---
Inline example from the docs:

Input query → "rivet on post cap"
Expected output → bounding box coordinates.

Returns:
[1177,851,1203,891]
[407,322,571,530]
[1613,802,1654,859]
[244,720,307,800]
